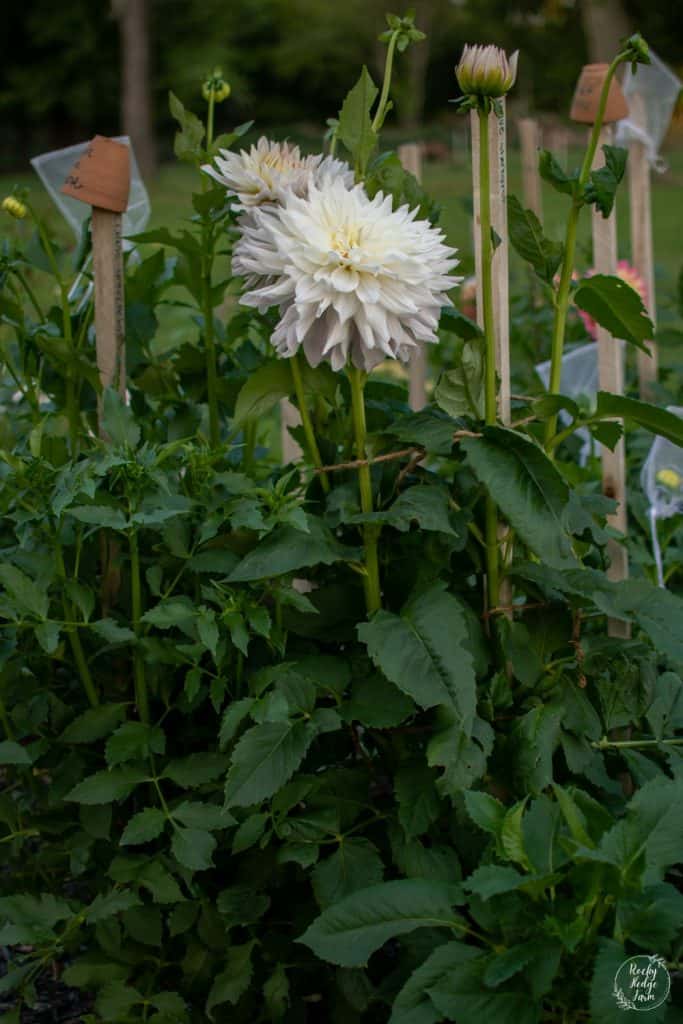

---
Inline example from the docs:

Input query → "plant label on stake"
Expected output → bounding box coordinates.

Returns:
[61,135,130,431]
[398,143,427,411]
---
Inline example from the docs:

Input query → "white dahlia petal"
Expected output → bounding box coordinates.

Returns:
[234,178,462,372]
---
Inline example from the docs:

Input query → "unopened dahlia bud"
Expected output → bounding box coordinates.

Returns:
[456,44,518,99]
[2,196,28,219]
[202,69,231,103]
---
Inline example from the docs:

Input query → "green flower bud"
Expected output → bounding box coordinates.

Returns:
[1,196,28,219]
[202,69,231,103]
[623,33,650,66]
[455,44,519,99]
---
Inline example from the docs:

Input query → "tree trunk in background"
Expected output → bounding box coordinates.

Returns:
[114,0,157,179]
[398,0,441,129]
[580,0,631,64]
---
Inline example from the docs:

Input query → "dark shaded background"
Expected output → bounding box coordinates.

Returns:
[2,0,682,175]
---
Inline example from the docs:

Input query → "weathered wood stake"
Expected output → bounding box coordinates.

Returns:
[398,143,427,411]
[471,102,511,425]
[61,135,130,429]
[628,95,657,399]
[518,118,542,219]
[592,127,630,637]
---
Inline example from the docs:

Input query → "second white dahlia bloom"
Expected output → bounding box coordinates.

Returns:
[203,136,353,210]
[234,179,461,372]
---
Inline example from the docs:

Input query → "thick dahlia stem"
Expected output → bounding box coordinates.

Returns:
[129,530,149,724]
[544,52,626,448]
[478,105,500,609]
[290,353,330,494]
[349,365,381,615]
[202,91,220,448]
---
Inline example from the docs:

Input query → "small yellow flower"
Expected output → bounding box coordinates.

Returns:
[2,196,28,219]
[656,468,682,491]
[202,69,231,103]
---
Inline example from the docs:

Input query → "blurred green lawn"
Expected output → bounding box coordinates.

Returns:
[2,144,682,322]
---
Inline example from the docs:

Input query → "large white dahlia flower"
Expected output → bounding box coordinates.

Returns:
[234,179,461,372]
[202,136,353,210]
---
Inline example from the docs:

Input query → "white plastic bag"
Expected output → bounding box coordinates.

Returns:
[615,50,681,172]
[640,407,683,586]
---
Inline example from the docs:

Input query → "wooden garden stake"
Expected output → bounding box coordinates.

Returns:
[591,127,630,638]
[62,136,130,430]
[471,102,511,425]
[398,143,427,410]
[281,398,303,463]
[518,118,542,219]
[628,94,657,399]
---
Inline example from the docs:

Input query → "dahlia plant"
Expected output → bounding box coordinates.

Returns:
[1,12,683,1024]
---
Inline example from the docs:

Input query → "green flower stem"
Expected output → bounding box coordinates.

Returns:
[544,50,628,448]
[593,736,683,750]
[243,420,257,475]
[0,686,14,741]
[478,105,500,609]
[12,268,45,321]
[128,530,149,724]
[290,353,330,493]
[54,541,98,708]
[30,208,81,454]
[349,365,381,615]
[201,229,220,449]
[201,94,220,448]
[371,30,399,135]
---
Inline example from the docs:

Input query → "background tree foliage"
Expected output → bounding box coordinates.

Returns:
[2,0,681,174]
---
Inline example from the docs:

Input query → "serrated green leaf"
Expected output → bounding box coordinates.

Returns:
[60,704,127,744]
[435,338,485,419]
[169,90,205,164]
[102,388,141,448]
[390,941,478,1024]
[574,275,653,352]
[206,941,255,1019]
[0,741,31,766]
[67,505,128,530]
[464,790,506,837]
[462,428,575,569]
[463,864,527,900]
[312,838,384,909]
[0,564,48,619]
[229,518,358,582]
[395,762,441,838]
[96,980,142,1021]
[299,879,462,967]
[219,698,255,749]
[585,145,627,217]
[163,752,228,787]
[66,766,148,804]
[337,67,378,173]
[595,392,683,446]
[500,799,531,869]
[91,618,136,643]
[358,583,476,723]
[428,953,542,1024]
[171,826,216,871]
[120,807,167,846]
[172,800,234,830]
[105,722,165,766]
[225,720,317,808]
[507,195,564,283]
[86,889,141,923]
[539,149,576,196]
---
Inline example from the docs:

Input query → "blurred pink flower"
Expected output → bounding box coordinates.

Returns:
[460,274,477,320]
[578,260,648,340]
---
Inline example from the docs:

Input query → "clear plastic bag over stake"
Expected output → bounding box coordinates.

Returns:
[30,137,150,307]
[30,136,150,241]
[614,50,682,172]
[536,342,625,465]
[641,407,683,587]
